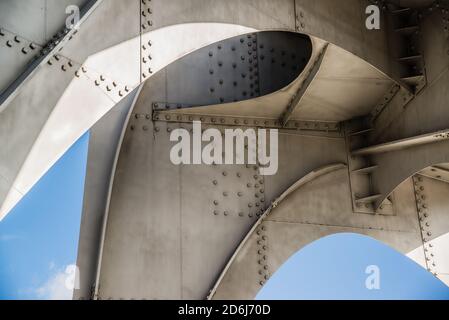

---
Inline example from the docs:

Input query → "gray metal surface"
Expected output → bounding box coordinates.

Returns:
[0,0,401,221]
[95,74,348,299]
[1,0,449,300]
[210,166,424,299]
[73,87,140,300]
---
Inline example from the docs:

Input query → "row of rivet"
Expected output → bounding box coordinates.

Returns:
[412,175,437,275]
[141,40,153,79]
[295,9,306,31]
[45,53,132,99]
[46,54,75,72]
[256,224,270,286]
[371,84,402,121]
[280,44,328,125]
[0,27,41,55]
[141,0,153,80]
[40,26,74,58]
[206,33,260,103]
[141,0,153,30]
[441,4,449,55]
[152,111,340,132]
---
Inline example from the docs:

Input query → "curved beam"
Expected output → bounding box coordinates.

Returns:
[209,164,424,299]
[208,163,346,299]
[370,140,449,210]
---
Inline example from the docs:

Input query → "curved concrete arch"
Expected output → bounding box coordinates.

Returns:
[209,164,425,299]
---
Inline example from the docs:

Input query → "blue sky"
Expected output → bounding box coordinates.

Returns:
[0,133,89,300]
[257,233,449,300]
[1,132,448,300]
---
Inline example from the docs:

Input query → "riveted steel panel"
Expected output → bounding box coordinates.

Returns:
[413,175,449,275]
[164,31,311,107]
[211,167,423,299]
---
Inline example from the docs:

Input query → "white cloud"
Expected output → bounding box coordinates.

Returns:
[35,265,76,300]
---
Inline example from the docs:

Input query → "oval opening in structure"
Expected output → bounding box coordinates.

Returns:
[151,31,312,109]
